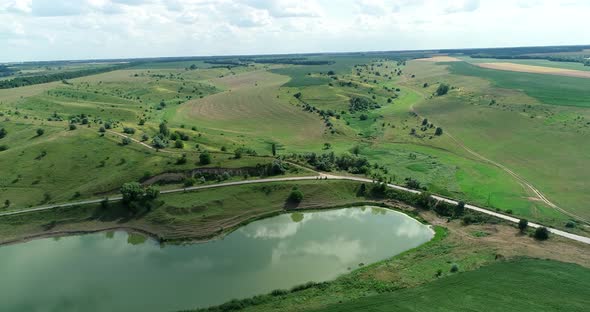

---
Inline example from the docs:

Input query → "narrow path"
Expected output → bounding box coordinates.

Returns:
[403,81,587,224]
[444,132,587,223]
[1,174,589,245]
[107,130,173,153]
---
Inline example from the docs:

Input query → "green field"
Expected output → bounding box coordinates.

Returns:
[1,50,589,232]
[0,180,366,244]
[316,259,590,312]
[447,61,590,107]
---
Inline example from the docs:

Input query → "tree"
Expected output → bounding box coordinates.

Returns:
[3,199,9,208]
[199,151,211,165]
[271,143,277,156]
[422,118,428,126]
[100,198,109,210]
[518,219,528,233]
[293,92,302,99]
[454,201,465,216]
[435,127,443,136]
[268,159,286,175]
[121,137,131,145]
[152,136,167,149]
[357,184,367,197]
[144,186,160,200]
[534,227,550,240]
[174,139,184,148]
[423,82,429,88]
[234,149,242,159]
[416,191,433,209]
[0,128,6,139]
[159,122,169,136]
[359,114,368,121]
[120,182,144,204]
[288,188,304,203]
[436,84,449,96]
[69,124,77,130]
[99,126,106,133]
[141,133,149,141]
[36,128,45,136]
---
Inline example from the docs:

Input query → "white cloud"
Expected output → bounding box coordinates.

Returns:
[0,0,589,61]
[356,0,398,16]
[444,0,480,13]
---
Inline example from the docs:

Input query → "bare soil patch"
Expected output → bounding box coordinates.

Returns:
[416,56,461,62]
[477,62,590,78]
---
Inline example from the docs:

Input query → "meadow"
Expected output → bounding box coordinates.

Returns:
[315,259,590,312]
[2,50,589,231]
[1,48,590,312]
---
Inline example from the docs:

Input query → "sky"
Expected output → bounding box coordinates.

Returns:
[1,0,589,62]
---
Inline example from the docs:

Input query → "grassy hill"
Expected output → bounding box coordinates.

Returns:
[315,258,590,312]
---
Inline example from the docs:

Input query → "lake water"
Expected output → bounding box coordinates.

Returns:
[0,206,433,312]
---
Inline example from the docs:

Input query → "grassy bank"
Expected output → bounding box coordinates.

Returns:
[0,180,375,244]
[316,258,590,312]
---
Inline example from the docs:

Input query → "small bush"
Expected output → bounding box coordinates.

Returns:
[199,151,211,165]
[534,227,550,240]
[183,177,196,187]
[270,289,288,297]
[450,263,459,273]
[69,124,77,130]
[436,84,449,96]
[518,219,528,232]
[288,189,304,203]
[121,137,131,145]
[36,128,45,136]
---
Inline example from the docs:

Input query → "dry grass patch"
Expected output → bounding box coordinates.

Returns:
[415,56,462,62]
[477,62,590,78]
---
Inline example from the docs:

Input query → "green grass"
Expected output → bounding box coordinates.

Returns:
[411,61,590,221]
[448,61,590,107]
[271,67,331,87]
[1,53,588,230]
[0,180,368,243]
[173,70,329,153]
[0,121,279,209]
[315,258,590,312]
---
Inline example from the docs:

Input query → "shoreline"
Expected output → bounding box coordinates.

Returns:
[0,200,423,248]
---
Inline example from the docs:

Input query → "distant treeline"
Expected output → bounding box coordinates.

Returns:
[445,45,590,65]
[245,58,335,65]
[202,57,335,66]
[446,45,590,57]
[0,65,15,77]
[203,59,246,66]
[0,63,136,89]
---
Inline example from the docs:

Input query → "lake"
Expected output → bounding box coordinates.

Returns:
[0,206,433,312]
